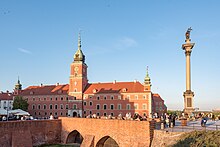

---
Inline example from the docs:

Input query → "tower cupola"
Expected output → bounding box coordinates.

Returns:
[15,77,22,90]
[144,67,151,91]
[74,33,85,62]
[144,67,151,85]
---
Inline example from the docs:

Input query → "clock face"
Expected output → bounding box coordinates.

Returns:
[74,67,79,72]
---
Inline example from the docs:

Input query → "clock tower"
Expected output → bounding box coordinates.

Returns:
[69,33,88,98]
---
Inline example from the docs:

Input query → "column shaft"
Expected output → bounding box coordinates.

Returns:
[186,54,191,91]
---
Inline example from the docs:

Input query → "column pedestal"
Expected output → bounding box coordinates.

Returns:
[183,90,194,114]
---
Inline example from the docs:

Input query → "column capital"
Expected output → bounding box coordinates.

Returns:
[185,50,192,56]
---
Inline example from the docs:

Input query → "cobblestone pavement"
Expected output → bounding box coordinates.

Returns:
[163,120,220,132]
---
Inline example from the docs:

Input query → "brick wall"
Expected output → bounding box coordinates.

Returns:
[61,117,155,147]
[0,120,61,147]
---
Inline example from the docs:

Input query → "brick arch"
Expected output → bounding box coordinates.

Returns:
[96,135,119,147]
[65,130,83,145]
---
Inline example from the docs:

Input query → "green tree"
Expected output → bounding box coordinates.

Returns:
[13,96,29,111]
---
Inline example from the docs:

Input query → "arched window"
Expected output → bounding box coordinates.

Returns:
[38,104,41,109]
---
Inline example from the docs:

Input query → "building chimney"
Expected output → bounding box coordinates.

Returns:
[113,80,116,84]
[134,79,137,83]
[56,83,59,86]
[40,83,43,87]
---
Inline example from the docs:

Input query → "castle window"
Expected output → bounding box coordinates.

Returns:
[134,104,138,110]
[118,96,121,100]
[90,96,92,99]
[135,95,138,100]
[60,112,63,116]
[103,104,107,110]
[126,104,131,110]
[122,88,127,92]
[55,97,58,101]
[89,101,93,106]
[73,97,76,100]
[111,96,114,100]
[66,97,69,100]
[50,104,53,109]
[104,96,107,100]
[84,101,87,106]
[142,104,147,110]
[50,97,53,101]
[45,112,47,116]
[93,89,98,93]
[74,88,77,92]
[61,97,63,100]
[55,112,57,116]
[96,104,100,110]
[110,104,114,110]
[73,104,77,109]
[143,95,146,99]
[104,113,107,116]
[38,104,41,109]
[44,97,46,101]
[60,104,63,109]
[97,112,100,116]
[126,95,130,99]
[66,104,69,109]
[117,104,121,110]
[44,104,46,109]
[111,113,114,116]
[55,104,58,109]
[33,98,35,101]
[32,104,35,110]
[97,96,100,100]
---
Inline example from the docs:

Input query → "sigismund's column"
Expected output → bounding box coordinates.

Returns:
[182,27,195,115]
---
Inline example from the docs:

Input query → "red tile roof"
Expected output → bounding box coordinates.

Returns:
[0,92,13,100]
[20,84,69,96]
[19,81,147,95]
[152,93,164,102]
[84,81,146,94]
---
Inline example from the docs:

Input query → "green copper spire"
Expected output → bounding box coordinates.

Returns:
[78,32,82,50]
[144,66,151,85]
[15,76,22,90]
[74,32,85,62]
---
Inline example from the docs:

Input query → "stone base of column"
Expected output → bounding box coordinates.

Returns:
[183,90,194,115]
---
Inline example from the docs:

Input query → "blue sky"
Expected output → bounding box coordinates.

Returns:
[0,1,219,110]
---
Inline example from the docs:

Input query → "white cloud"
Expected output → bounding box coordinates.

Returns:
[116,37,138,49]
[18,48,32,54]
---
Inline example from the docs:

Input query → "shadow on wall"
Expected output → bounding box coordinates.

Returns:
[66,130,83,146]
[96,136,119,147]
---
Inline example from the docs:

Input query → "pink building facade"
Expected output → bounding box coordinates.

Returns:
[15,34,166,119]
